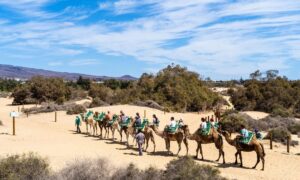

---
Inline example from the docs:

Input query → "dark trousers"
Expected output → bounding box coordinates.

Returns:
[76,125,81,133]
[138,142,143,156]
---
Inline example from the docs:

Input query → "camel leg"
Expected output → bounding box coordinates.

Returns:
[239,151,243,167]
[112,127,115,141]
[221,149,225,164]
[176,139,182,156]
[252,152,260,169]
[195,142,200,159]
[199,143,204,160]
[150,134,156,153]
[235,151,239,164]
[145,135,150,152]
[261,155,265,171]
[120,129,123,142]
[183,138,188,156]
[126,132,130,147]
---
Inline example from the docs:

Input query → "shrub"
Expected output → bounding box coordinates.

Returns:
[220,113,247,133]
[0,153,50,180]
[267,127,291,143]
[52,158,112,180]
[89,97,109,108]
[66,104,87,115]
[112,164,162,180]
[164,156,226,180]
[134,100,164,111]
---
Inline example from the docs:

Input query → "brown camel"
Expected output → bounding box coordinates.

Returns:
[221,131,265,170]
[95,112,106,138]
[142,124,156,152]
[185,126,225,164]
[149,124,188,156]
[119,116,135,147]
[80,111,94,135]
[104,114,120,140]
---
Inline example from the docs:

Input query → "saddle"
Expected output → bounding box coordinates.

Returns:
[166,121,179,134]
[136,119,149,131]
[120,117,131,127]
[239,131,254,145]
[199,122,212,136]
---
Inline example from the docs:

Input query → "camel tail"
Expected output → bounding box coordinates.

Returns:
[260,143,265,157]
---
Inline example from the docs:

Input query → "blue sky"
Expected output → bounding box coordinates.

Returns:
[0,0,300,80]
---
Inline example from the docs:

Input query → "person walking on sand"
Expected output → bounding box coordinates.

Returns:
[135,129,145,156]
[75,116,81,133]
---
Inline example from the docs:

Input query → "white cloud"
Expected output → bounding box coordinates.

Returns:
[68,59,100,66]
[0,0,300,78]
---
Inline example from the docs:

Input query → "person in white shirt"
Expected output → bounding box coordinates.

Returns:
[169,117,176,128]
[200,117,207,130]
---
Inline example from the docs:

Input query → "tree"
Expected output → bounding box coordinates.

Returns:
[266,70,279,80]
[76,76,91,90]
[250,70,262,80]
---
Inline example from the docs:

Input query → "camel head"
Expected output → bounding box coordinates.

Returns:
[181,125,190,136]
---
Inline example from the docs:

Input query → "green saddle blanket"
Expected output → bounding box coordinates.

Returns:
[167,122,179,134]
[199,122,212,136]
[94,112,105,121]
[240,132,254,144]
[121,117,131,127]
[85,110,93,119]
[108,115,118,125]
[136,119,149,131]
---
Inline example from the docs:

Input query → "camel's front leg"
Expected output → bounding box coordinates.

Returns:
[195,142,200,159]
[183,138,188,156]
[235,151,239,164]
[120,129,123,142]
[239,151,243,167]
[145,136,150,152]
[199,143,204,160]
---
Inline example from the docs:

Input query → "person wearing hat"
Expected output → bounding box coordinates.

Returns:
[75,116,81,133]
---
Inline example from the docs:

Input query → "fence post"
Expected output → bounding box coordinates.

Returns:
[144,110,146,119]
[270,132,273,150]
[287,136,290,153]
[55,111,57,122]
[12,117,16,135]
[18,106,20,112]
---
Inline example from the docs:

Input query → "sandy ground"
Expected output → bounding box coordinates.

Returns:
[0,98,300,180]
[241,111,270,120]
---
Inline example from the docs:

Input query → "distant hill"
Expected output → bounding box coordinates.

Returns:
[0,64,137,81]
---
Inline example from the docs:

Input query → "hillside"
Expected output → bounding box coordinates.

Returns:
[0,64,137,81]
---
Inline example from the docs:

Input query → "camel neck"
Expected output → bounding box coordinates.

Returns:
[152,126,164,138]
[224,134,235,146]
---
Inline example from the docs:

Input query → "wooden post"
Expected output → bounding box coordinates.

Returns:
[18,106,20,112]
[287,136,290,153]
[12,117,16,135]
[270,132,273,150]
[144,110,146,119]
[55,111,57,122]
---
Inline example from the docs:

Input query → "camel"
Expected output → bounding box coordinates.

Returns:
[119,116,135,147]
[95,112,106,138]
[80,111,95,135]
[104,114,120,141]
[221,131,265,170]
[119,117,156,152]
[185,126,225,164]
[149,124,188,156]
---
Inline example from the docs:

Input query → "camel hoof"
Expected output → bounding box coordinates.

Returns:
[193,156,198,159]
[252,166,256,169]
[240,165,243,168]
[234,162,238,165]
[261,169,264,171]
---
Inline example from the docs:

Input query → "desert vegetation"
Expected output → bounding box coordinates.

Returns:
[229,70,300,117]
[11,65,222,112]
[0,154,226,180]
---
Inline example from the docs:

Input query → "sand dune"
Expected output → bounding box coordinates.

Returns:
[0,98,300,180]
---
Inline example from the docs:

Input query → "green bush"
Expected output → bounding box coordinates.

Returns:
[0,153,50,180]
[164,156,226,180]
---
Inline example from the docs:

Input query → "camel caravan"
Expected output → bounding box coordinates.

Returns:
[74,110,265,171]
